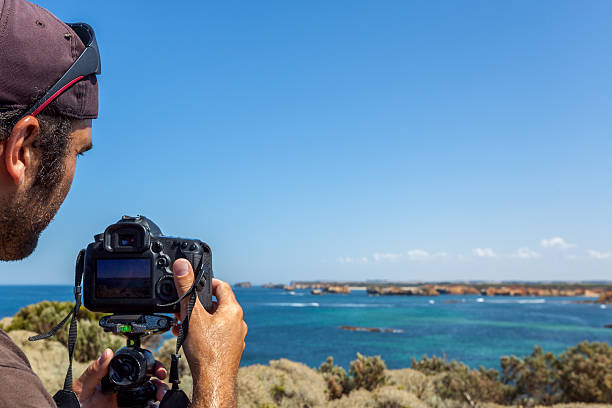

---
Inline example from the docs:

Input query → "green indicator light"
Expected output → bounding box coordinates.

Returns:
[120,325,131,333]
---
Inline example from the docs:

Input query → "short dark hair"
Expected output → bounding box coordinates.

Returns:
[0,107,72,189]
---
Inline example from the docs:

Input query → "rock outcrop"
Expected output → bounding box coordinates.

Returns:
[325,285,351,294]
[596,291,612,304]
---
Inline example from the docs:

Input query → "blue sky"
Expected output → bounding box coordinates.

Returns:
[2,0,612,284]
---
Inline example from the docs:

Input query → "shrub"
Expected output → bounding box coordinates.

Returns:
[237,359,326,408]
[319,357,349,399]
[386,368,430,398]
[411,355,454,375]
[326,388,375,408]
[4,301,123,362]
[413,355,511,404]
[373,385,429,408]
[501,346,562,405]
[319,354,388,399]
[557,341,612,403]
[349,353,387,392]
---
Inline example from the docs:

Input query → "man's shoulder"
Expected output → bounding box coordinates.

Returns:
[0,329,56,407]
[0,328,32,371]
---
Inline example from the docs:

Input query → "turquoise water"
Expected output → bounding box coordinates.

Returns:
[1,286,610,370]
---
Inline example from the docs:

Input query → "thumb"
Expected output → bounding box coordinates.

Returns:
[173,258,194,321]
[74,348,113,399]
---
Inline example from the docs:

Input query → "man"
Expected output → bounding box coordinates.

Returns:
[0,0,247,407]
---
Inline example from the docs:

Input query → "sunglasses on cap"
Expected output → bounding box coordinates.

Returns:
[24,22,101,117]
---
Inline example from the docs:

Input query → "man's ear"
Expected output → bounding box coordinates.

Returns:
[2,115,40,187]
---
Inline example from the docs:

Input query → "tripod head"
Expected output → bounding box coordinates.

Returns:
[100,314,175,408]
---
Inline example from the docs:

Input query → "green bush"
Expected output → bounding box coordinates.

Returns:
[319,354,387,399]
[411,355,454,375]
[412,355,511,404]
[4,301,123,362]
[319,357,349,399]
[557,341,612,403]
[349,353,387,392]
[501,346,561,405]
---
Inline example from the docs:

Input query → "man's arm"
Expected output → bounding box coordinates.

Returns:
[173,260,248,408]
[0,330,57,407]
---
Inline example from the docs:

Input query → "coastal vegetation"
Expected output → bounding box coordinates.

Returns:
[1,301,610,407]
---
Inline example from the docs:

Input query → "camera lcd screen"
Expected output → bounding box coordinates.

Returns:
[96,259,152,299]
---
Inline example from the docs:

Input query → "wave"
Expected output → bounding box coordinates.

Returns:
[486,299,546,304]
[261,302,320,307]
[257,302,394,308]
[328,303,394,308]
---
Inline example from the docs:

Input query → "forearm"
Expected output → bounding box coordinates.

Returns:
[190,373,237,408]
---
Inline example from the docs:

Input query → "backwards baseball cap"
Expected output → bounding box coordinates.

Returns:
[0,0,100,119]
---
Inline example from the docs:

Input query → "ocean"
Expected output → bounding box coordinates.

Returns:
[1,285,610,370]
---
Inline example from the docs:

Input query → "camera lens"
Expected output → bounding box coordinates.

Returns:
[109,354,142,386]
[108,348,155,388]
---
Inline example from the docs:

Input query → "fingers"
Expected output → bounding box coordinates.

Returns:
[212,278,238,308]
[242,321,248,351]
[74,348,113,399]
[154,361,167,380]
[151,378,169,402]
[172,258,197,321]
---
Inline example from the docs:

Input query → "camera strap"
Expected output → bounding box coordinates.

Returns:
[159,257,206,408]
[29,249,85,408]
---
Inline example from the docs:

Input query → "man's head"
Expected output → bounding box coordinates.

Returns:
[0,0,99,260]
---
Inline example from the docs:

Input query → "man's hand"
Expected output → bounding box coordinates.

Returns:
[172,259,248,408]
[73,348,169,407]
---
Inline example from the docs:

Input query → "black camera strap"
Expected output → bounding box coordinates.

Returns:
[159,257,206,408]
[29,249,85,408]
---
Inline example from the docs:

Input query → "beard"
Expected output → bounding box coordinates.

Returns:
[0,154,71,261]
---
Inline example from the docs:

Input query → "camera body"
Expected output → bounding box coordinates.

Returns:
[83,215,213,314]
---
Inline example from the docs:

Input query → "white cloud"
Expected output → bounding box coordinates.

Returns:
[406,249,430,260]
[541,237,576,249]
[586,250,611,260]
[336,256,369,264]
[472,248,496,258]
[372,252,402,262]
[433,252,449,258]
[514,247,541,259]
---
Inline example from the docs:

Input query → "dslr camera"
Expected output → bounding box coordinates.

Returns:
[82,215,213,313]
[78,215,213,407]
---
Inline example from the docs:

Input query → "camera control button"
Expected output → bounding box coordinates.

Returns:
[189,243,197,251]
[181,242,188,249]
[157,257,169,268]
[152,241,163,253]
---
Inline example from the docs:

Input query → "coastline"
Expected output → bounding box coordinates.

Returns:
[253,281,612,302]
